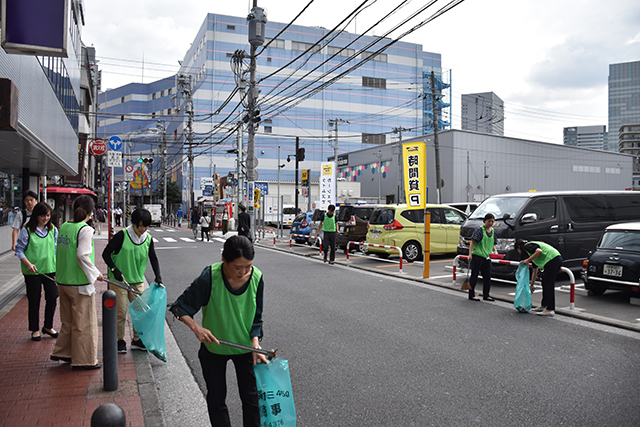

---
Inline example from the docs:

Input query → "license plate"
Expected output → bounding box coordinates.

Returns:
[340,226,345,233]
[372,230,380,239]
[603,264,622,277]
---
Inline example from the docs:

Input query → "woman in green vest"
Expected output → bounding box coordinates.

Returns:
[170,235,267,426]
[319,204,337,264]
[467,213,497,301]
[51,195,104,370]
[102,208,163,354]
[516,239,563,317]
[14,202,59,341]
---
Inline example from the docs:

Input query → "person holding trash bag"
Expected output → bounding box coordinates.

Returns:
[102,208,163,354]
[51,195,104,370]
[15,202,59,342]
[170,235,267,427]
[466,213,497,302]
[516,239,563,317]
[319,204,337,264]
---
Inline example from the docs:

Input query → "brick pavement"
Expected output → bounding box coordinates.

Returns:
[0,234,146,427]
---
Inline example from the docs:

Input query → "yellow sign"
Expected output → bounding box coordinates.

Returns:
[402,141,427,210]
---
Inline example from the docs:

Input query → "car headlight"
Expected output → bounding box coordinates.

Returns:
[459,235,469,248]
[495,238,515,253]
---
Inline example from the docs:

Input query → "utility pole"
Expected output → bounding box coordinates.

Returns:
[245,1,267,234]
[236,122,244,224]
[392,127,410,204]
[374,149,383,204]
[430,71,442,204]
[295,137,300,214]
[177,74,194,214]
[327,118,349,165]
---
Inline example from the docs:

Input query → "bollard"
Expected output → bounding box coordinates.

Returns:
[102,290,118,391]
[91,403,126,427]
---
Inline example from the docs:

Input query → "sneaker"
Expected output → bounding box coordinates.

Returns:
[117,340,127,353]
[531,306,547,312]
[537,310,555,317]
[131,339,147,351]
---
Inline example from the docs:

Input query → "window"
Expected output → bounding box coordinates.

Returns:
[167,109,172,115]
[362,76,386,89]
[608,195,640,221]
[151,112,156,119]
[370,209,395,225]
[362,133,386,145]
[292,41,321,54]
[265,38,285,49]
[227,25,235,30]
[168,88,172,95]
[152,93,156,100]
[327,46,356,58]
[226,52,233,57]
[121,96,125,103]
[267,57,272,62]
[160,90,164,97]
[524,199,556,222]
[264,126,272,133]
[120,115,124,121]
[564,196,609,223]
[443,208,466,225]
[361,51,387,62]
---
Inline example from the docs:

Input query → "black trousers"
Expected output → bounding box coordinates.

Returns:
[469,256,491,298]
[201,227,210,241]
[198,345,260,427]
[323,231,337,262]
[540,256,563,311]
[24,274,58,332]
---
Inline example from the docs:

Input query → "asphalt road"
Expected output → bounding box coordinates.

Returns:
[153,227,640,426]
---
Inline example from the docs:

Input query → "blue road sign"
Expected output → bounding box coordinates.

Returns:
[203,190,211,196]
[244,181,268,195]
[108,136,123,151]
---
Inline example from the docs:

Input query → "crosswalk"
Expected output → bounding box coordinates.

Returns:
[150,227,236,245]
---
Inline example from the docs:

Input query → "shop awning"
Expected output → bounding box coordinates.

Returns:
[42,186,97,197]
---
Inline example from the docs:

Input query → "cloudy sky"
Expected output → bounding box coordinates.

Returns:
[82,0,640,144]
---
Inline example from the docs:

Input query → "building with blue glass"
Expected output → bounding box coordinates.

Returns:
[97,12,450,209]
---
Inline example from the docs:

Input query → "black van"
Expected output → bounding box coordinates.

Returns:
[335,204,377,252]
[457,191,640,276]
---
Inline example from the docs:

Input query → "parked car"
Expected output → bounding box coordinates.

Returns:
[308,208,326,247]
[336,204,377,252]
[445,202,479,216]
[457,191,640,277]
[290,212,313,244]
[366,204,467,262]
[581,222,640,296]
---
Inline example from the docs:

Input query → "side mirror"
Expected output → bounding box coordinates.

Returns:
[502,213,511,220]
[521,213,537,224]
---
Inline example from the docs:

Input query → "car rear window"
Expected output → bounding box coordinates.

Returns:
[370,209,395,225]
[337,206,374,221]
[599,231,640,251]
[283,207,297,215]
[294,214,306,223]
[312,209,325,221]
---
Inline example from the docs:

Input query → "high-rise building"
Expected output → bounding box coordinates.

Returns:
[461,92,504,136]
[608,60,640,152]
[97,13,451,209]
[618,124,640,189]
[563,125,607,150]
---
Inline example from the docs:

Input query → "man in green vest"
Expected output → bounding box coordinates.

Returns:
[516,239,563,317]
[102,208,163,353]
[319,204,337,264]
[466,213,497,301]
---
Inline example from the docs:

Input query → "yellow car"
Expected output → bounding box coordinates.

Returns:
[365,204,467,262]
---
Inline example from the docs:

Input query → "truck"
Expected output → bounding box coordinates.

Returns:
[262,195,296,227]
[143,204,163,227]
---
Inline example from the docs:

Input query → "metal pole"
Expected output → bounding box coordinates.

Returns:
[430,71,442,204]
[102,290,118,391]
[237,122,243,225]
[295,137,299,214]
[277,145,281,238]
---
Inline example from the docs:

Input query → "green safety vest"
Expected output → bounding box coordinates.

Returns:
[56,221,94,285]
[322,212,336,232]
[108,229,151,284]
[471,227,495,259]
[202,263,262,355]
[527,241,561,268]
[21,228,56,276]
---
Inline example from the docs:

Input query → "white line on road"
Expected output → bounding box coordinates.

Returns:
[163,237,177,242]
[153,238,159,243]
[180,237,195,242]
[213,238,226,243]
[155,246,198,250]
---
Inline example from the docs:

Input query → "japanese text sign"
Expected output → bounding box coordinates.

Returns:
[403,141,426,210]
[320,162,335,210]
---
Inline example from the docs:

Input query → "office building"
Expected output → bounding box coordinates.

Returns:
[618,124,640,189]
[563,125,607,150]
[608,60,640,152]
[461,92,504,136]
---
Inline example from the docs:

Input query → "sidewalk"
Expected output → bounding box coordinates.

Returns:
[0,231,150,427]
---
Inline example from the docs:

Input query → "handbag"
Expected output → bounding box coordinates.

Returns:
[254,359,296,426]
[129,283,167,362]
[514,265,532,313]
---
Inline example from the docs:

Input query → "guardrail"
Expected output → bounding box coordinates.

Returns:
[346,241,404,273]
[453,254,577,310]
[255,229,277,245]
[289,233,322,254]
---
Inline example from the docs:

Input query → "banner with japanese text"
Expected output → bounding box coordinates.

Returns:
[320,162,335,209]
[402,141,427,210]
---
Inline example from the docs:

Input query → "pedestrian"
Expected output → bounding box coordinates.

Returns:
[12,190,38,251]
[191,208,201,239]
[516,239,563,317]
[221,208,229,235]
[177,207,184,227]
[114,206,123,226]
[170,235,267,426]
[102,208,163,353]
[199,210,211,242]
[95,206,105,234]
[319,204,337,264]
[50,195,104,370]
[467,213,496,302]
[14,202,59,342]
[238,204,252,241]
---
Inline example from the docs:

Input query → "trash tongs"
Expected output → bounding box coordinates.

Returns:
[218,339,277,361]
[104,277,142,296]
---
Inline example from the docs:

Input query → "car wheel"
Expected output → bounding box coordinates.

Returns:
[586,284,606,296]
[402,241,422,263]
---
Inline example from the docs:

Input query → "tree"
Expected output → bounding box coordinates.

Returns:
[153,181,181,206]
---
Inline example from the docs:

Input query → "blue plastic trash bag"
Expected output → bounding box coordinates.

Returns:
[514,265,532,313]
[254,359,296,426]
[129,283,167,362]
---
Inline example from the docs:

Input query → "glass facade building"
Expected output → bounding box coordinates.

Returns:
[608,60,640,152]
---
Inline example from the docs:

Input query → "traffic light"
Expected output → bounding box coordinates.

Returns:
[115,183,120,193]
[254,188,261,209]
[296,147,305,161]
[138,158,154,164]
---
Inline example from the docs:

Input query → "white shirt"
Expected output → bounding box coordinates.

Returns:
[76,225,102,295]
[125,225,148,244]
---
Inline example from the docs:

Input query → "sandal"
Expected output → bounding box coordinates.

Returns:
[483,296,495,302]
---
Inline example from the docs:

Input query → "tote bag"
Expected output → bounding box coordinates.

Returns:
[254,359,296,426]
[514,265,532,313]
[129,283,167,362]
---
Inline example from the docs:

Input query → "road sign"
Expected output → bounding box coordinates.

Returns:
[124,164,134,180]
[89,138,107,156]
[203,190,211,196]
[108,136,123,151]
[107,151,122,168]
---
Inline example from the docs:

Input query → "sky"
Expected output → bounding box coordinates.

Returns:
[82,0,640,144]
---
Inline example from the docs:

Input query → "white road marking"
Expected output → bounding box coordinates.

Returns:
[163,237,177,242]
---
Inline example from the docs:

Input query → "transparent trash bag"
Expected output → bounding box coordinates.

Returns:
[514,265,532,313]
[129,283,167,362]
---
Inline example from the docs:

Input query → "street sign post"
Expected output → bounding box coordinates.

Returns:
[108,136,123,151]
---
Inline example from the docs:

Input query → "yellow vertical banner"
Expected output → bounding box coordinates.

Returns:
[402,141,427,210]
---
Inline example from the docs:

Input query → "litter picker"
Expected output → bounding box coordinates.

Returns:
[218,339,277,361]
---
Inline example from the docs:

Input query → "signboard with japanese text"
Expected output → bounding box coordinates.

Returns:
[402,141,426,210]
[320,162,335,209]
[301,169,310,187]
[107,151,123,168]
[247,181,255,213]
